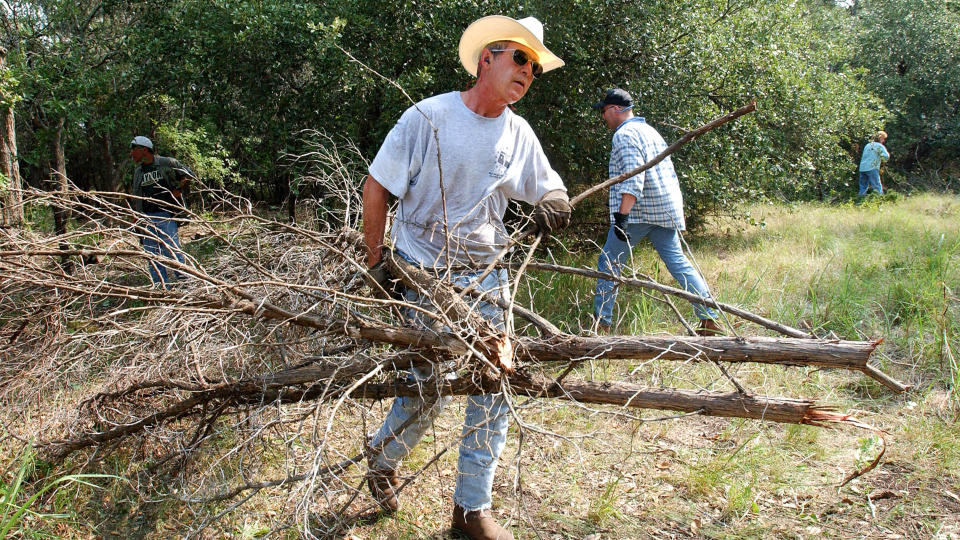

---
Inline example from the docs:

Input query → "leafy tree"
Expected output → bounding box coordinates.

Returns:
[122,0,343,202]
[4,0,892,228]
[529,0,884,223]
[851,0,960,176]
[4,0,143,198]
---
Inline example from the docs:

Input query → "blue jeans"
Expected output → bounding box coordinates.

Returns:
[142,211,186,288]
[858,169,883,196]
[369,254,510,512]
[594,223,718,325]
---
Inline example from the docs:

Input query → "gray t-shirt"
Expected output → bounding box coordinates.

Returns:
[369,91,565,267]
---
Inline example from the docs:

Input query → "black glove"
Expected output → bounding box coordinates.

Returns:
[533,192,572,235]
[613,212,630,242]
[366,260,405,300]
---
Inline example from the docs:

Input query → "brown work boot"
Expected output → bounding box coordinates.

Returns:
[696,318,724,336]
[589,314,612,336]
[452,505,513,540]
[366,456,400,513]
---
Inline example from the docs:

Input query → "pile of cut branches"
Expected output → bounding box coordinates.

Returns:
[0,124,901,537]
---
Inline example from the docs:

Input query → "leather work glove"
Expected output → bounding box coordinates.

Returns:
[365,259,405,300]
[613,212,631,242]
[532,190,572,235]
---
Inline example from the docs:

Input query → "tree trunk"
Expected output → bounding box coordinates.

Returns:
[518,335,879,371]
[49,117,71,270]
[99,131,118,192]
[0,46,24,228]
[179,261,901,390]
[52,116,67,214]
[353,376,841,426]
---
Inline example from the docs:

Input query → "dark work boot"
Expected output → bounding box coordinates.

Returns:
[589,314,612,336]
[366,454,400,513]
[452,505,513,540]
[696,318,724,336]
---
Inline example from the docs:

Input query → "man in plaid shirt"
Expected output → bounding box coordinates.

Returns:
[591,88,722,336]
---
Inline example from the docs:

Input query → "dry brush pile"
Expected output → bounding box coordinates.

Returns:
[0,130,903,536]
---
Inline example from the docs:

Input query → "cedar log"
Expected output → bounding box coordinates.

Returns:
[45,362,848,461]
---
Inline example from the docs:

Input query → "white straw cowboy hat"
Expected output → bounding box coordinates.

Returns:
[459,15,564,77]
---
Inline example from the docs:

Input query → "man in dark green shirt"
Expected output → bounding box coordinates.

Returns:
[130,136,194,287]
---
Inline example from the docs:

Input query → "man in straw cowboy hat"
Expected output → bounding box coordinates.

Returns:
[361,14,570,539]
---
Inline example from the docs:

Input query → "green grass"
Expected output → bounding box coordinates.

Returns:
[586,475,626,525]
[502,193,959,536]
[525,192,960,389]
[0,445,116,537]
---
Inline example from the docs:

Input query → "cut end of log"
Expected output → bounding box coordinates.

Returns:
[802,407,889,436]
[484,332,513,373]
[802,407,852,427]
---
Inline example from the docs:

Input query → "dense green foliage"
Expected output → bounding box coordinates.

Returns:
[2,0,956,225]
[852,0,960,175]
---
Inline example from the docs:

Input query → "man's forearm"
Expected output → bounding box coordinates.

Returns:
[618,193,637,214]
[362,175,389,267]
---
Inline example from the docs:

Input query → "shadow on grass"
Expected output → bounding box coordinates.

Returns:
[80,479,166,539]
[307,509,384,538]
[307,508,465,539]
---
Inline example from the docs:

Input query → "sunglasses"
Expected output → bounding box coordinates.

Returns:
[489,48,543,78]
[599,104,631,115]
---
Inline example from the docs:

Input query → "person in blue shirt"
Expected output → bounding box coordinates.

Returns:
[590,88,721,336]
[858,131,890,196]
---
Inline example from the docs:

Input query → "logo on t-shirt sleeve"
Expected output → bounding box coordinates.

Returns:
[488,148,513,179]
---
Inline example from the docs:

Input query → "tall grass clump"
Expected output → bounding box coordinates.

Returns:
[714,194,958,399]
[541,193,958,404]
[0,445,116,536]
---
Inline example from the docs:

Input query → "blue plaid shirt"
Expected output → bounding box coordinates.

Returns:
[608,117,686,230]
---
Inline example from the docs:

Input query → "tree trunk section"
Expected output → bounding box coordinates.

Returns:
[99,131,118,192]
[1,46,24,228]
[42,364,847,461]
[49,117,71,270]
[519,335,879,371]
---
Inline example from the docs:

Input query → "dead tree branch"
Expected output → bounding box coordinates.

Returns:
[507,261,813,338]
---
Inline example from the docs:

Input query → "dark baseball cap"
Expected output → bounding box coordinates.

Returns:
[592,88,633,109]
